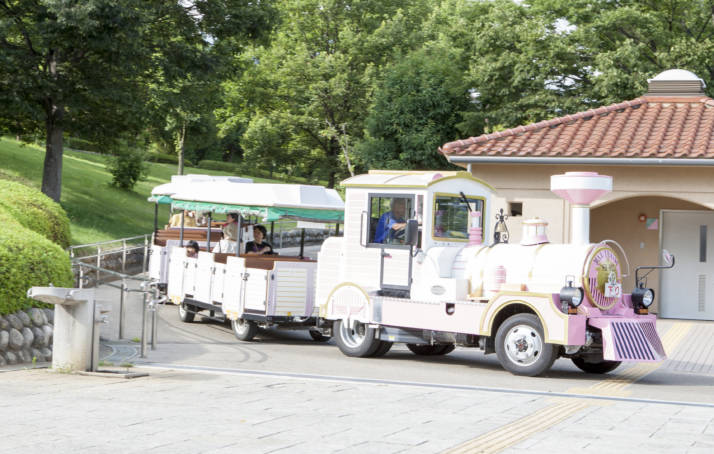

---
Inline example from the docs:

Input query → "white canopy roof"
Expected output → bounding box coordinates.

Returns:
[171,182,343,211]
[151,174,253,197]
[342,170,494,190]
[169,181,344,222]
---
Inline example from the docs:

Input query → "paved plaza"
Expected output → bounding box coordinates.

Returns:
[1,289,714,453]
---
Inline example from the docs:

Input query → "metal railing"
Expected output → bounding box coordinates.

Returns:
[67,234,151,285]
[73,261,161,359]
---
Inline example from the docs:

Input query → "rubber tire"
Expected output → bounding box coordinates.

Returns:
[370,341,393,357]
[495,313,558,377]
[572,356,622,374]
[439,344,456,355]
[309,329,330,342]
[178,303,195,323]
[232,318,258,341]
[406,343,453,356]
[333,319,381,357]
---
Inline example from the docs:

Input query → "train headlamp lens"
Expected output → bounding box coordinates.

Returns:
[642,289,654,307]
[632,287,655,308]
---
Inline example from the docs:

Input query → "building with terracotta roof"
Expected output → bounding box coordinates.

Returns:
[440,69,714,320]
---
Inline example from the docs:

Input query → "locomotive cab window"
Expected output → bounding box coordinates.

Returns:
[433,193,484,241]
[367,194,417,247]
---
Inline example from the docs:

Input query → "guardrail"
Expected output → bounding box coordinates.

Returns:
[73,261,160,359]
[67,235,152,284]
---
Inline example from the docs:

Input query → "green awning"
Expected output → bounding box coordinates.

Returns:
[148,195,173,204]
[171,200,343,223]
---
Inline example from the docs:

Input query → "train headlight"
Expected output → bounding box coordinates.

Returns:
[560,284,584,308]
[632,287,655,308]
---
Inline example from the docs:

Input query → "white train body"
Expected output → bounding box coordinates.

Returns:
[317,170,666,375]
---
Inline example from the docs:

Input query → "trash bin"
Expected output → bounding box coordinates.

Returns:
[26,287,109,372]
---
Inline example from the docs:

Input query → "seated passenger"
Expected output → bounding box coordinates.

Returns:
[374,199,407,244]
[245,224,274,256]
[168,210,198,228]
[186,241,199,258]
[212,222,238,254]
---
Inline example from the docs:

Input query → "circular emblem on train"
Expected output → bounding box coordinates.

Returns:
[583,247,622,310]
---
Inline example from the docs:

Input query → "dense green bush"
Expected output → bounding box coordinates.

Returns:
[0,180,71,248]
[0,207,73,314]
[108,147,148,190]
[147,152,178,164]
[197,159,240,173]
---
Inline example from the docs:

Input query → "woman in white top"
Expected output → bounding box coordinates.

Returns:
[212,217,239,254]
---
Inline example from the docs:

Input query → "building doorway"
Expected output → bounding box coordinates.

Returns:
[591,196,712,317]
[660,210,714,320]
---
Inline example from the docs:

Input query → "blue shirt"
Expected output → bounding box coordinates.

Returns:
[374,212,405,243]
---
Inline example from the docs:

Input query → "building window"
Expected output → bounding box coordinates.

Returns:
[509,202,523,217]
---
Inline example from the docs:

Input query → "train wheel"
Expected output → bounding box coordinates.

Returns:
[571,356,621,374]
[178,303,195,323]
[334,319,380,357]
[495,313,557,376]
[406,344,453,355]
[309,329,330,342]
[439,344,456,355]
[370,341,393,357]
[232,318,258,341]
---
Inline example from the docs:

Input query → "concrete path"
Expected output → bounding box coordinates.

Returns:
[2,288,714,453]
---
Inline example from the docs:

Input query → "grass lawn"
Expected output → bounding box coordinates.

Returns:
[0,137,285,245]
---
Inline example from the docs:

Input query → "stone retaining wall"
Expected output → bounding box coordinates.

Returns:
[0,308,53,366]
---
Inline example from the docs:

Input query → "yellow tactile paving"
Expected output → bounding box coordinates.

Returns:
[443,321,693,454]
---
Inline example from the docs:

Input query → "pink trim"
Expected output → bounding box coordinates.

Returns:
[551,188,611,205]
[568,315,587,345]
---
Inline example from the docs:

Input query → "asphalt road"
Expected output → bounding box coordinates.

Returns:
[124,304,714,408]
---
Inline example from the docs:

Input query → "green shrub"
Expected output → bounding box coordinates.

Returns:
[197,159,240,173]
[0,180,71,248]
[0,207,73,314]
[147,152,178,164]
[108,147,148,190]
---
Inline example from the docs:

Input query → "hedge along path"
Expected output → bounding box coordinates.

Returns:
[0,179,71,249]
[0,181,73,315]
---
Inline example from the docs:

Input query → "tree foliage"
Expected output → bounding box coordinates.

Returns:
[0,0,276,200]
[5,0,714,192]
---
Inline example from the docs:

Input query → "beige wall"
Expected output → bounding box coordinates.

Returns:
[591,197,710,313]
[467,163,714,314]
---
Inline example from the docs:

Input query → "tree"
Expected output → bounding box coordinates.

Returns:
[0,1,156,201]
[0,1,276,201]
[533,0,714,102]
[355,44,473,170]
[219,0,433,187]
[457,0,714,135]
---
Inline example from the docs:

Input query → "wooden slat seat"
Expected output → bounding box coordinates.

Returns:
[153,228,222,246]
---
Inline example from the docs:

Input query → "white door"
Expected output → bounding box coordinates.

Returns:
[661,210,714,320]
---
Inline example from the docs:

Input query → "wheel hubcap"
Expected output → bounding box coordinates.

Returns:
[339,320,367,348]
[234,319,248,334]
[504,324,543,367]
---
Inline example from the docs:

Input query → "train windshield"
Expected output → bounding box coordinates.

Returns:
[432,194,484,241]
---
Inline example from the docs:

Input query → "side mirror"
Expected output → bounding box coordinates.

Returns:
[662,249,675,267]
[405,219,419,247]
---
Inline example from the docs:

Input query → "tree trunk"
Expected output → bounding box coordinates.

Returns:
[41,50,64,202]
[177,121,186,175]
[41,102,64,203]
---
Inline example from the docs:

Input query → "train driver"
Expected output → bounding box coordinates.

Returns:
[374,198,407,244]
